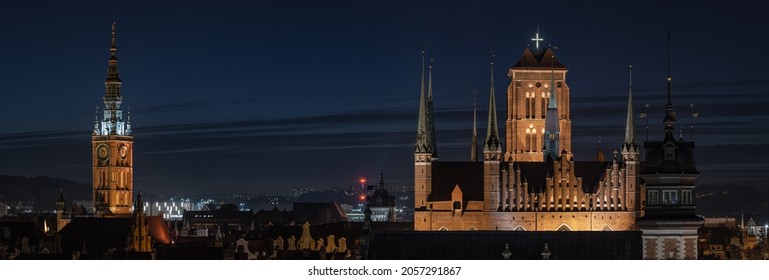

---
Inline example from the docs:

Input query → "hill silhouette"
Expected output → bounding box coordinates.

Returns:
[697,184,769,223]
[0,175,91,211]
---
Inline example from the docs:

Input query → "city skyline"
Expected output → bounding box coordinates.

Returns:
[2,1,769,195]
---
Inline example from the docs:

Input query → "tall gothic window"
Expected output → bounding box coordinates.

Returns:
[541,92,547,118]
[525,92,534,119]
[526,124,537,152]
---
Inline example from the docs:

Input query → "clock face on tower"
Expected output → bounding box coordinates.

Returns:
[119,145,127,159]
[97,144,109,160]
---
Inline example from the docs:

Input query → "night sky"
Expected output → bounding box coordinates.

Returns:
[1,1,768,195]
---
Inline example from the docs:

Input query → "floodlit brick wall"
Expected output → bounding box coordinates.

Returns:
[414,211,635,231]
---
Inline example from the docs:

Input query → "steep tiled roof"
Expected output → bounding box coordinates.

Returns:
[428,162,484,201]
[57,217,131,258]
[147,216,173,245]
[574,161,611,193]
[512,161,609,194]
[514,162,549,193]
[512,48,566,69]
[641,140,698,175]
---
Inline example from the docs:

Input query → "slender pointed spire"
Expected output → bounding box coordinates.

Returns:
[427,58,438,159]
[93,106,100,134]
[471,92,478,161]
[484,52,500,152]
[543,51,560,161]
[420,45,426,105]
[134,191,144,215]
[378,171,386,190]
[57,188,66,212]
[415,46,432,154]
[110,21,117,56]
[624,56,636,145]
[663,33,676,140]
[548,56,557,109]
[596,136,605,161]
[126,107,132,135]
[105,21,121,101]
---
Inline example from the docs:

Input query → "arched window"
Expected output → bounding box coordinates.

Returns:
[556,224,572,231]
[452,201,461,211]
[513,226,526,231]
[525,92,534,119]
[438,227,448,231]
[467,227,477,231]
[602,226,613,231]
[526,124,537,153]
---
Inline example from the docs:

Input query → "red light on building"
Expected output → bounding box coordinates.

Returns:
[359,178,366,184]
[359,194,366,201]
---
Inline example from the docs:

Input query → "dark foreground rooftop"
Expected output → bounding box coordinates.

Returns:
[367,230,642,260]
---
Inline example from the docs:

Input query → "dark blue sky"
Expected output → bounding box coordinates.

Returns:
[1,1,768,194]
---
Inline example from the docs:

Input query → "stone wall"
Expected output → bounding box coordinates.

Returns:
[414,211,635,231]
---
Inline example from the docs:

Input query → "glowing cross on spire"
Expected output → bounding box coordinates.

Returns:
[531,25,544,50]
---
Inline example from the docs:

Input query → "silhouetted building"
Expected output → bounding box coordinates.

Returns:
[367,173,396,222]
[636,36,704,259]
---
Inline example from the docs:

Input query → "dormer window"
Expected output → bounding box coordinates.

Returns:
[662,190,678,205]
[647,190,659,205]
[682,190,693,205]
[664,146,675,160]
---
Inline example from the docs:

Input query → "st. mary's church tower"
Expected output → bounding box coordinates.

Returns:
[505,30,572,162]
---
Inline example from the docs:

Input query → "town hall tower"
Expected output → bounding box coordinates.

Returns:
[92,21,134,215]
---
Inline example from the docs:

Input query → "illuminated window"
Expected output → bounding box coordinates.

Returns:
[525,92,534,119]
[648,190,659,205]
[663,190,678,205]
[526,125,537,153]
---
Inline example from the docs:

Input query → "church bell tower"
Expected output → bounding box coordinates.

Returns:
[92,21,134,215]
[505,29,572,162]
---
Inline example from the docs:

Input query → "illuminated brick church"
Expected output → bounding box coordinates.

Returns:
[413,32,700,244]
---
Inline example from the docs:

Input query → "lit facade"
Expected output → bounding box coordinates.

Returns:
[92,22,134,215]
[413,40,640,232]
